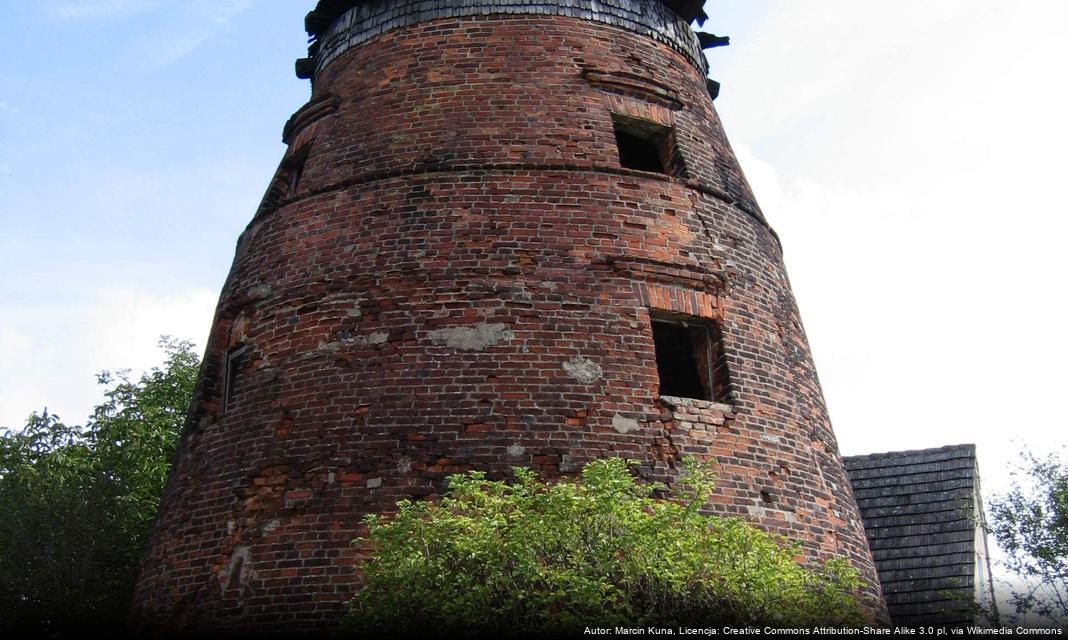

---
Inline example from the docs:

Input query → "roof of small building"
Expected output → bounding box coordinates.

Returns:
[843,444,981,626]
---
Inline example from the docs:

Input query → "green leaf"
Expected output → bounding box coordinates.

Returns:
[0,337,199,638]
[343,457,865,636]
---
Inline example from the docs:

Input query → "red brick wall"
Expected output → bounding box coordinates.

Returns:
[132,6,887,633]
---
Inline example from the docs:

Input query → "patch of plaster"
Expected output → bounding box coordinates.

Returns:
[247,284,273,301]
[317,331,389,353]
[426,323,514,352]
[560,454,579,472]
[612,414,640,434]
[563,356,603,383]
[746,505,798,523]
[218,546,255,599]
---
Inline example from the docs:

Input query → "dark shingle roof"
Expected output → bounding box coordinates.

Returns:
[305,0,708,40]
[844,445,979,626]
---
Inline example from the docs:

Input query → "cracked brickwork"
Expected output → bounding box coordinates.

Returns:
[132,0,888,633]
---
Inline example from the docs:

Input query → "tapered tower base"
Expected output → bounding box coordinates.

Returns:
[133,0,888,633]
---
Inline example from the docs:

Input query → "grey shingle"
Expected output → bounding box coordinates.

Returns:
[844,445,980,626]
[866,551,975,571]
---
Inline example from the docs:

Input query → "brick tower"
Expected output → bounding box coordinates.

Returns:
[133,0,887,633]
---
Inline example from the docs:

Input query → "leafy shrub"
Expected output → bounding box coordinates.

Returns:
[989,449,1068,623]
[344,458,864,636]
[0,337,199,638]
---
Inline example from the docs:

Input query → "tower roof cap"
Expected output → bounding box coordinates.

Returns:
[306,0,708,40]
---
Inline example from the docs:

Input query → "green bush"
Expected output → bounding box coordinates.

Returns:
[0,337,199,638]
[344,458,865,636]
[989,449,1068,623]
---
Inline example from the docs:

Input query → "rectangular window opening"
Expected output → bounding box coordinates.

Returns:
[612,116,676,175]
[288,156,306,194]
[651,315,730,403]
[285,148,309,196]
[256,147,310,215]
[223,344,248,414]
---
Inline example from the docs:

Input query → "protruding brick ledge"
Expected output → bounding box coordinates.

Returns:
[309,0,707,79]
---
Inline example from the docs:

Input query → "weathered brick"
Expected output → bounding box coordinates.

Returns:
[132,0,887,634]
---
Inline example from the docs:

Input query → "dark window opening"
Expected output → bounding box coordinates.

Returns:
[223,344,247,414]
[259,178,286,212]
[615,127,666,173]
[283,147,310,197]
[651,316,730,402]
[287,154,306,194]
[612,116,677,175]
[256,147,310,215]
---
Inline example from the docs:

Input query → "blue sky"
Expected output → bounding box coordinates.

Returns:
[0,1,310,422]
[0,1,306,292]
[2,0,1067,600]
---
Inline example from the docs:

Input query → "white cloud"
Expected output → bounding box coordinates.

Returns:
[199,0,256,26]
[45,0,258,68]
[0,101,20,115]
[85,288,216,377]
[0,150,268,430]
[49,0,160,20]
[134,26,215,68]
[718,0,1068,490]
[0,287,215,429]
[124,0,257,67]
[166,0,254,62]
[718,4,1068,611]
[737,134,1066,619]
